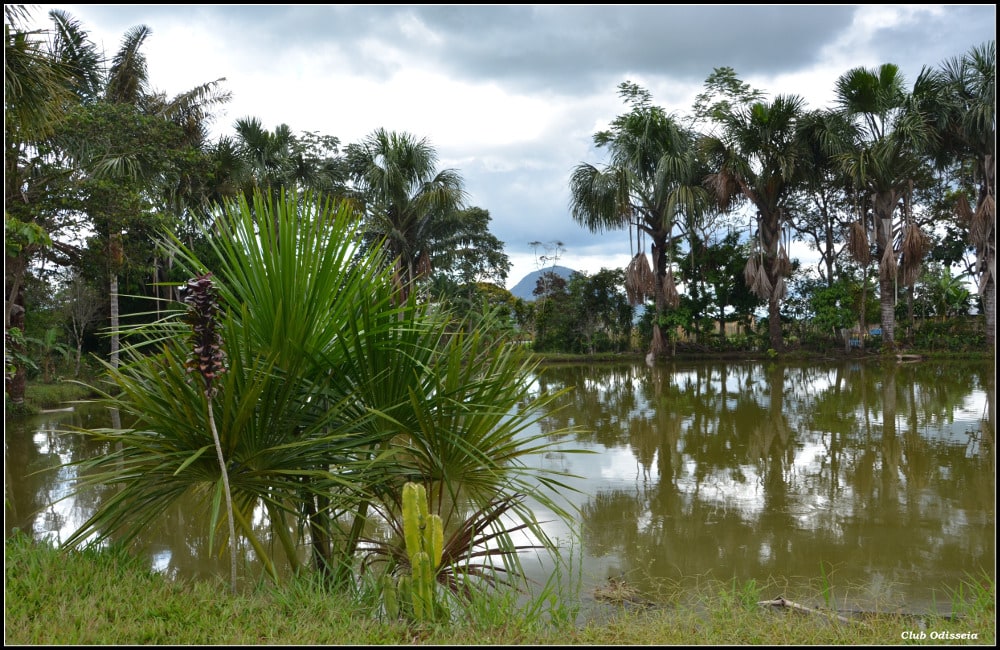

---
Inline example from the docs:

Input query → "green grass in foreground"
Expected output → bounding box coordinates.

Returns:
[4,534,994,645]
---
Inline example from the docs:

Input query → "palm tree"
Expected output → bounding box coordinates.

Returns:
[51,14,228,369]
[62,191,579,599]
[702,94,809,352]
[347,128,468,304]
[928,41,995,349]
[569,82,710,358]
[831,64,933,349]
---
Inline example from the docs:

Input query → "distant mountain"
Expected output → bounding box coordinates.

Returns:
[508,265,578,301]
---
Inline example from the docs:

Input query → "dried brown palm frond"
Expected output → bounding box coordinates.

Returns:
[773,276,787,301]
[625,253,654,306]
[879,244,898,281]
[979,258,996,295]
[744,254,760,287]
[900,225,930,286]
[772,245,792,278]
[662,268,679,308]
[847,221,871,265]
[752,267,773,299]
[971,194,995,249]
[955,193,974,226]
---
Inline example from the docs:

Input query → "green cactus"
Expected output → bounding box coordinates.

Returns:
[398,481,445,622]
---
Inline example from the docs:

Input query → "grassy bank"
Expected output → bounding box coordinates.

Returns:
[5,534,993,645]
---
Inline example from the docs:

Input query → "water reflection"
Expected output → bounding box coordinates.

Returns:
[5,359,995,613]
[528,359,994,612]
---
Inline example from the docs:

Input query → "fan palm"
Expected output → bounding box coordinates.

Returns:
[569,82,710,358]
[347,128,468,304]
[927,41,995,349]
[831,64,933,348]
[61,191,581,593]
[702,94,809,351]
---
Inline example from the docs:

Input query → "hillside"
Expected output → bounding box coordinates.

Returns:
[508,265,578,301]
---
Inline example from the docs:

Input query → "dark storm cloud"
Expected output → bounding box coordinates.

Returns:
[405,5,859,91]
[62,4,859,94]
[861,5,996,82]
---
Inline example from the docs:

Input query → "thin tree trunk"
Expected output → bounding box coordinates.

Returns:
[110,273,120,369]
[983,275,995,350]
[768,296,783,351]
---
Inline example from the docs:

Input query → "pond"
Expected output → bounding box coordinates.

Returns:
[5,358,995,616]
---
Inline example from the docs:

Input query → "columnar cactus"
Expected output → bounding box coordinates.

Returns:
[399,481,445,622]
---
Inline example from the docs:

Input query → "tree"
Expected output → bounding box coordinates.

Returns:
[347,128,468,303]
[703,92,810,351]
[570,81,711,358]
[4,6,86,404]
[831,63,933,349]
[51,15,229,369]
[928,41,995,349]
[62,191,578,606]
[58,271,102,376]
[230,117,348,203]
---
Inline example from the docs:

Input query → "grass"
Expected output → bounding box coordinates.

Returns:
[5,533,994,646]
[6,375,102,416]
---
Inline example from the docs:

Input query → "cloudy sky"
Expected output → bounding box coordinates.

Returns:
[32,4,997,288]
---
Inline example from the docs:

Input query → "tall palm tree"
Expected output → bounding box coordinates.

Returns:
[702,94,809,351]
[51,14,228,369]
[569,82,710,358]
[347,128,468,303]
[832,64,933,349]
[928,41,996,349]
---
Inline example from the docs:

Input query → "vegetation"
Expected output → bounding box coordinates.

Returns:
[6,533,994,646]
[55,191,581,621]
[3,5,995,643]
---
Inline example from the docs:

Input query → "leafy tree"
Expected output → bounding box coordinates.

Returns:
[568,269,633,353]
[570,81,711,358]
[430,206,511,291]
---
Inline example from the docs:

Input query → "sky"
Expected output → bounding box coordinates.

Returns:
[29,4,997,289]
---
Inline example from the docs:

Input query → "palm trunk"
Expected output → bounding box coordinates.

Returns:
[983,276,996,349]
[768,295,783,351]
[879,273,896,348]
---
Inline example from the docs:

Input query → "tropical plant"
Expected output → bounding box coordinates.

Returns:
[59,192,580,601]
[928,41,995,349]
[831,63,934,349]
[570,81,711,358]
[702,93,810,351]
[347,128,468,304]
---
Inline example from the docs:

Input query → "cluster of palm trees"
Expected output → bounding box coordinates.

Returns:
[6,6,576,611]
[6,7,498,404]
[571,49,995,357]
